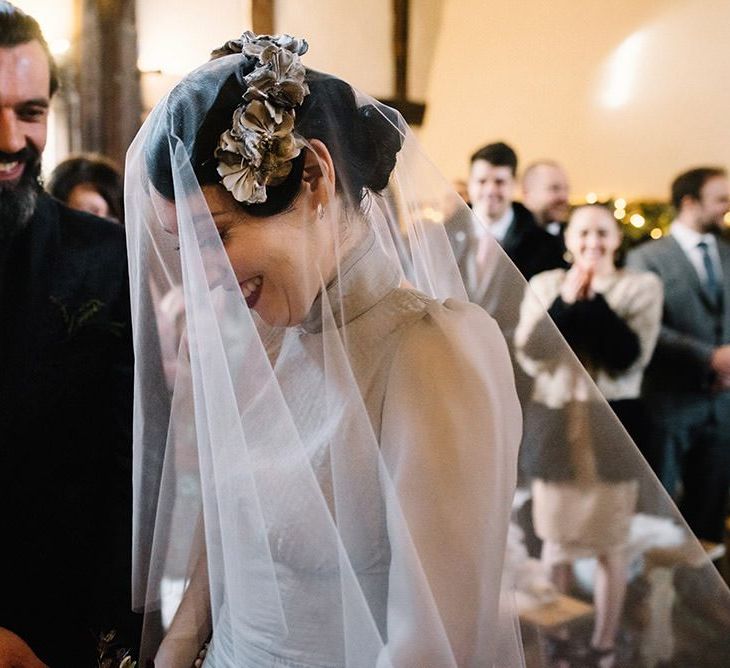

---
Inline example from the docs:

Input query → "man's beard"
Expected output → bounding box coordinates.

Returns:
[0,147,43,240]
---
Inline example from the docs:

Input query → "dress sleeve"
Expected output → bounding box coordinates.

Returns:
[599,272,663,376]
[580,294,639,371]
[514,270,572,376]
[377,300,521,667]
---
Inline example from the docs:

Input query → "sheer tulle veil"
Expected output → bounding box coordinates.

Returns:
[125,33,730,667]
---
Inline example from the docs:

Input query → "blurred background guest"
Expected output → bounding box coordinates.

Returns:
[522,159,571,239]
[516,204,663,666]
[447,142,568,402]
[452,177,470,206]
[462,141,565,281]
[627,166,730,543]
[47,153,125,224]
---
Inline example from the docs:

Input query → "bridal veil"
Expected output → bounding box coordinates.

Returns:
[125,32,730,667]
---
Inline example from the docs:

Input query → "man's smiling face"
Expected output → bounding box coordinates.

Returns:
[0,39,50,237]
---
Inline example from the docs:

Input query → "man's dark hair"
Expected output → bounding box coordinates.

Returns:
[671,167,726,211]
[470,142,518,176]
[0,2,59,96]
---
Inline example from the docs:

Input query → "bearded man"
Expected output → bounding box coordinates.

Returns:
[0,3,140,665]
[522,159,571,239]
[627,166,730,543]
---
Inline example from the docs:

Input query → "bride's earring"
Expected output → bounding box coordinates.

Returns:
[317,203,325,220]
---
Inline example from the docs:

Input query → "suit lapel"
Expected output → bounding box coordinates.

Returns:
[666,236,719,312]
[501,215,525,257]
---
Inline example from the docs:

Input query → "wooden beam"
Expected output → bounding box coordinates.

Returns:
[75,0,142,166]
[393,0,408,100]
[378,97,426,126]
[382,0,426,126]
[252,0,275,35]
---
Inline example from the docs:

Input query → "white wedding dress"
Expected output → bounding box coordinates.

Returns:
[201,231,520,666]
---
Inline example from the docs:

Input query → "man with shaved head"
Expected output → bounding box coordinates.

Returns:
[522,159,571,238]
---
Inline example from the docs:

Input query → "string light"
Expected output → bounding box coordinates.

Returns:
[614,208,626,220]
[614,198,626,210]
[630,214,645,228]
[650,227,663,239]
[586,192,598,204]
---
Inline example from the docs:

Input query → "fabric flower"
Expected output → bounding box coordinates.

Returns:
[213,32,310,204]
[213,32,308,60]
[217,159,267,204]
[243,48,309,107]
[215,102,302,203]
[240,31,308,58]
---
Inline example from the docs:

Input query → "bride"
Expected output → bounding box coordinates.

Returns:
[126,30,730,668]
[127,33,522,667]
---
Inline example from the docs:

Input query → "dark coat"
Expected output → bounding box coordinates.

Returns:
[0,194,140,666]
[447,202,566,281]
[501,202,568,281]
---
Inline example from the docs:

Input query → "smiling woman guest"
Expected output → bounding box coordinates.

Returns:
[514,204,663,666]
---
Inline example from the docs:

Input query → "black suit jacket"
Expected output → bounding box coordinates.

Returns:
[0,194,140,666]
[446,202,566,282]
[501,202,567,281]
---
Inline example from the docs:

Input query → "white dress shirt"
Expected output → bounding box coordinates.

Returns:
[474,206,514,245]
[670,220,723,285]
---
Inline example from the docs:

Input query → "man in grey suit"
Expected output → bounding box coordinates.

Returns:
[627,167,730,542]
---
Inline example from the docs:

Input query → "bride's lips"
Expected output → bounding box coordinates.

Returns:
[0,160,25,184]
[239,276,263,308]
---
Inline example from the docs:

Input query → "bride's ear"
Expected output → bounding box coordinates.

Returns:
[302,139,336,204]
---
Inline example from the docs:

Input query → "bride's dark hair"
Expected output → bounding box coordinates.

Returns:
[163,68,403,218]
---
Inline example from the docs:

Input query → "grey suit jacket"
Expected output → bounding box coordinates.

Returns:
[626,235,730,418]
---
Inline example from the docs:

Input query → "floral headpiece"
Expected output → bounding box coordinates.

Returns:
[213,32,310,204]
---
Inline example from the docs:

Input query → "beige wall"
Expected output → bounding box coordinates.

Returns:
[136,0,252,110]
[419,0,730,201]
[136,0,251,74]
[127,0,442,121]
[275,0,444,102]
[30,0,723,203]
[276,0,393,97]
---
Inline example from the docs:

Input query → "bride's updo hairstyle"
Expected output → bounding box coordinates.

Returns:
[146,36,403,218]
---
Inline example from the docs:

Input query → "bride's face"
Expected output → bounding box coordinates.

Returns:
[202,183,336,327]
